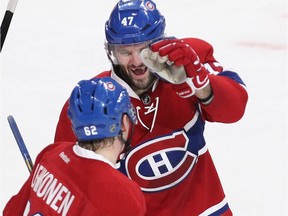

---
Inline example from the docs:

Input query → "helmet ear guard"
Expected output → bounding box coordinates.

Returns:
[104,42,119,66]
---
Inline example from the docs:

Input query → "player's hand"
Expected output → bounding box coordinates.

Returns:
[149,38,209,90]
[141,38,187,84]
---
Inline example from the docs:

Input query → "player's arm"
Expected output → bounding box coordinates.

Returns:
[186,38,248,122]
[199,73,248,123]
[3,144,53,215]
[147,37,248,123]
[3,180,30,215]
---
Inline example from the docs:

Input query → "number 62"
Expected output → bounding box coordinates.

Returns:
[84,126,97,136]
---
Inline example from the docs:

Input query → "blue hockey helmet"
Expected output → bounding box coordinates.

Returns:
[105,0,166,45]
[68,77,137,141]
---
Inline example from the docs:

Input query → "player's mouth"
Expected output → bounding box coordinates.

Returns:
[130,66,148,76]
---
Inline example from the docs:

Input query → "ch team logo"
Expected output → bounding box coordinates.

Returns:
[104,81,115,91]
[145,1,155,11]
[125,131,198,192]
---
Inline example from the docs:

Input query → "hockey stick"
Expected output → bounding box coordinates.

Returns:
[0,0,19,52]
[7,115,34,173]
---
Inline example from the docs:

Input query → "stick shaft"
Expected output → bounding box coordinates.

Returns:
[0,0,19,51]
[7,115,34,173]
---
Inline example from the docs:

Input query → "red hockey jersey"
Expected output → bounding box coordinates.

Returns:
[54,38,248,215]
[3,142,146,216]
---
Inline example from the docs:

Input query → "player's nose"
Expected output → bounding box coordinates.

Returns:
[131,50,143,67]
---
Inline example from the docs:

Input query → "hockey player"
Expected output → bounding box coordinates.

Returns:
[54,0,248,215]
[3,77,146,216]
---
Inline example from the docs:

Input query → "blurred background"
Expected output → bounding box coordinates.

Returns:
[1,0,287,214]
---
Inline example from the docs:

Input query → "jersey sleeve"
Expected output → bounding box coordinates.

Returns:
[3,179,31,215]
[183,37,248,123]
[2,144,55,215]
[201,74,248,122]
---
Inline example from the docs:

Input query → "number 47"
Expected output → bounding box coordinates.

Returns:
[121,16,134,26]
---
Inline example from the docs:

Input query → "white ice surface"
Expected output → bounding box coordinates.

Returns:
[1,0,287,215]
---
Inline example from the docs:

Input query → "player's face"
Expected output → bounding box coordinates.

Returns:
[113,43,156,91]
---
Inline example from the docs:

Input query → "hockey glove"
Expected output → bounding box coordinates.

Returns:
[141,38,209,90]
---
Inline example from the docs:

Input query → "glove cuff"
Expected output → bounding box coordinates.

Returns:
[198,88,214,105]
[193,76,210,90]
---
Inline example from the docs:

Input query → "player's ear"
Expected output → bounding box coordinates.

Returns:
[121,114,130,133]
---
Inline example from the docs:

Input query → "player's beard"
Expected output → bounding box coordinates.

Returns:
[132,72,155,91]
[115,64,156,94]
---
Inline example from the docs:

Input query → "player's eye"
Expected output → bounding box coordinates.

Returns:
[119,50,131,56]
